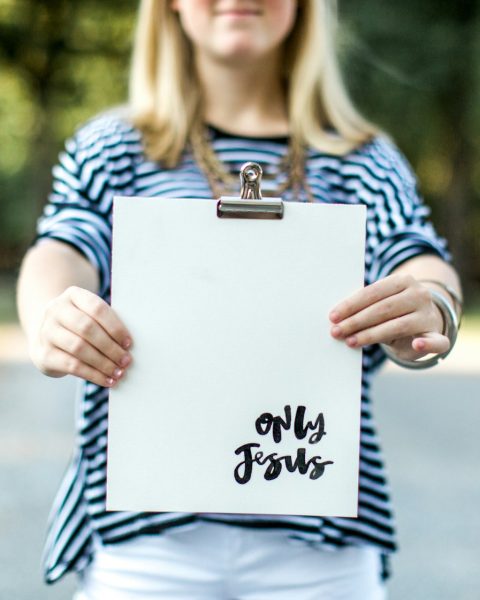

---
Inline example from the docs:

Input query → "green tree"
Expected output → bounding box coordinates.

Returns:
[341,0,480,298]
[0,0,136,266]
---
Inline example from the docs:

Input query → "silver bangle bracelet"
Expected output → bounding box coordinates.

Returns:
[381,290,459,370]
[417,279,463,317]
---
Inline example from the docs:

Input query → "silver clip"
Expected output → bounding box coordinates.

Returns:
[217,162,284,219]
[240,162,263,200]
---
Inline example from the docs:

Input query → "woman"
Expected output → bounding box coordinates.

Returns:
[17,1,461,598]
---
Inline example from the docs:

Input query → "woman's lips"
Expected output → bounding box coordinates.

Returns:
[216,9,261,17]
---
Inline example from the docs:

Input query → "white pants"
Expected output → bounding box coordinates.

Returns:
[75,522,387,600]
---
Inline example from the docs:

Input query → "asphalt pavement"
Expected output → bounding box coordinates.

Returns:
[1,327,479,600]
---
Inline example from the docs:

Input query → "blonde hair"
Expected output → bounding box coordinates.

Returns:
[130,0,379,167]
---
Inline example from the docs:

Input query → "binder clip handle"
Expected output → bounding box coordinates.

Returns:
[217,162,284,219]
[240,162,263,200]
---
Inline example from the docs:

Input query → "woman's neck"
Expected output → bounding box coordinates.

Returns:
[195,52,289,137]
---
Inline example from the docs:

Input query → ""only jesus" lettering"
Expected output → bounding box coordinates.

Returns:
[234,405,334,485]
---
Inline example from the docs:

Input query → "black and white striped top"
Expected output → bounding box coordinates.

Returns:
[37,112,449,584]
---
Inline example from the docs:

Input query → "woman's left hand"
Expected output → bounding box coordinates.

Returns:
[329,274,451,360]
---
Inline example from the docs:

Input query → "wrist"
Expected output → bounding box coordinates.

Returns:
[418,278,463,324]
[431,298,446,335]
[381,290,459,370]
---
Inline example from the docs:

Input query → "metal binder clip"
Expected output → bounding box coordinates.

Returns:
[240,162,263,200]
[217,162,284,220]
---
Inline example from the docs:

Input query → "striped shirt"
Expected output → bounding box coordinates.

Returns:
[36,111,449,584]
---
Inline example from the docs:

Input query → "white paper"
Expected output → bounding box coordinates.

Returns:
[106,197,366,517]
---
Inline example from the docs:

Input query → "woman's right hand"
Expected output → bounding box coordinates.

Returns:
[30,286,133,388]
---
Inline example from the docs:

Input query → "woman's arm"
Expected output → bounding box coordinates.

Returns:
[329,254,462,361]
[17,239,132,387]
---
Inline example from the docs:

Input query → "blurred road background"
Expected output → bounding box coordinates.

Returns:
[1,317,479,600]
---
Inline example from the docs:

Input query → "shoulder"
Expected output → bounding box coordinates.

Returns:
[52,108,144,202]
[306,135,423,212]
[345,135,418,190]
[67,106,143,162]
[308,135,417,188]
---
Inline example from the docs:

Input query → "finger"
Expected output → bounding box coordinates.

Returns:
[41,346,119,388]
[342,312,422,348]
[56,303,132,368]
[330,288,417,339]
[330,274,414,323]
[67,286,132,350]
[411,332,450,355]
[49,326,126,380]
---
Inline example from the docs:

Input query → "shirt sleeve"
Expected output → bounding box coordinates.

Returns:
[35,128,113,299]
[363,137,450,285]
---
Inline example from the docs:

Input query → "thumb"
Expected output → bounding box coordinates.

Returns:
[411,331,450,357]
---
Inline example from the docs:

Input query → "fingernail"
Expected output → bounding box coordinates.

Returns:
[113,368,123,379]
[416,339,426,351]
[106,377,115,387]
[330,311,340,323]
[122,337,132,350]
[119,354,131,367]
[347,336,357,347]
[331,326,342,338]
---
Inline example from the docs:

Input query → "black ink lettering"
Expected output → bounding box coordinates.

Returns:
[309,457,334,480]
[254,451,270,466]
[234,443,260,484]
[255,406,292,443]
[266,449,334,481]
[255,414,273,437]
[264,453,282,480]
[284,448,307,474]
[294,406,326,444]
[234,407,333,484]
[308,413,326,444]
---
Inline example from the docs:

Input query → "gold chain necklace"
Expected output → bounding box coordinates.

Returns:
[189,121,315,202]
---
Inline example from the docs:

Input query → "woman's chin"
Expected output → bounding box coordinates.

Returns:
[210,41,275,65]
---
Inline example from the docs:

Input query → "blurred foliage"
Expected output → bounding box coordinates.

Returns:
[0,0,136,266]
[340,0,480,300]
[0,272,17,322]
[0,0,479,301]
